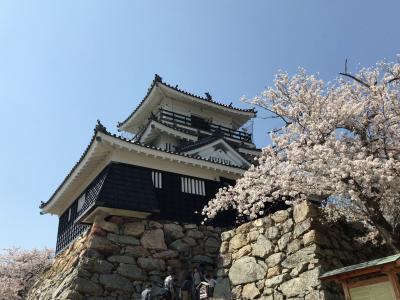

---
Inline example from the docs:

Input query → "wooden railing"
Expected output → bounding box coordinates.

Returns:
[157,108,252,142]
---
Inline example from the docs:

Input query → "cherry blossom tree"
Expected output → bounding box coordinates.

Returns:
[203,56,400,249]
[0,248,53,300]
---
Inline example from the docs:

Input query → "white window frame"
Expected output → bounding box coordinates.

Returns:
[152,171,163,189]
[181,176,205,196]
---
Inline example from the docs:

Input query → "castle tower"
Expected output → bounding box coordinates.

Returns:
[40,75,259,254]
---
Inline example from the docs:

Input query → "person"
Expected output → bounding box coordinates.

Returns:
[180,274,192,300]
[141,283,152,300]
[192,267,202,299]
[164,270,175,300]
[198,263,206,277]
[196,279,210,300]
[207,273,217,297]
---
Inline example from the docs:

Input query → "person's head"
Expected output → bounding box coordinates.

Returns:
[193,267,198,273]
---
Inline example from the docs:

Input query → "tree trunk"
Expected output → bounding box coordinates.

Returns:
[364,197,400,252]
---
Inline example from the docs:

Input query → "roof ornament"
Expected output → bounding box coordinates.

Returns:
[228,102,233,107]
[95,120,107,133]
[154,74,163,83]
[205,92,212,101]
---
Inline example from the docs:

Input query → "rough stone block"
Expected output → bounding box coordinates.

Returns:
[264,273,289,288]
[229,256,266,285]
[169,239,189,252]
[82,258,113,274]
[74,277,103,296]
[221,229,235,241]
[99,274,134,292]
[293,219,312,238]
[282,245,317,268]
[140,229,167,250]
[280,268,320,297]
[153,250,179,259]
[232,245,252,260]
[124,222,145,237]
[137,257,165,271]
[88,236,120,255]
[229,233,247,251]
[277,232,292,250]
[107,233,140,246]
[242,282,260,299]
[266,252,285,267]
[265,226,280,240]
[252,235,273,258]
[186,229,205,239]
[271,210,289,223]
[124,245,149,257]
[116,263,146,281]
[205,237,220,248]
[293,201,316,223]
[163,223,184,240]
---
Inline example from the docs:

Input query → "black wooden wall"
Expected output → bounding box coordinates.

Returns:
[55,162,236,254]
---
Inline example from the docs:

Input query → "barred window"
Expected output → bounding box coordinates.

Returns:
[181,176,205,196]
[152,171,163,189]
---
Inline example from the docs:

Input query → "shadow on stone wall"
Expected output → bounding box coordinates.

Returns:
[27,201,392,300]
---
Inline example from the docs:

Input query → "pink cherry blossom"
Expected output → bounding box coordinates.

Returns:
[203,57,400,249]
[0,248,53,299]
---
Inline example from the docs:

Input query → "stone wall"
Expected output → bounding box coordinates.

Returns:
[28,214,224,300]
[214,201,391,300]
[28,202,391,300]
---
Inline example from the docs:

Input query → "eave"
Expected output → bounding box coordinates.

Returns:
[320,253,400,282]
[41,124,246,215]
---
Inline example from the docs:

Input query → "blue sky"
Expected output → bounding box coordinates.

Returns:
[0,1,399,250]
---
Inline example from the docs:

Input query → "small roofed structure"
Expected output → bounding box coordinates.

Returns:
[320,253,400,300]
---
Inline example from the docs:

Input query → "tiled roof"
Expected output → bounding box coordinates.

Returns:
[41,121,246,210]
[320,253,400,279]
[117,74,256,129]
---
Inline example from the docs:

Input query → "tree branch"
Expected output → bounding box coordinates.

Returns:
[339,72,370,88]
[386,77,400,84]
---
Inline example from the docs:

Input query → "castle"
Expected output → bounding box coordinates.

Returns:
[40,75,259,255]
